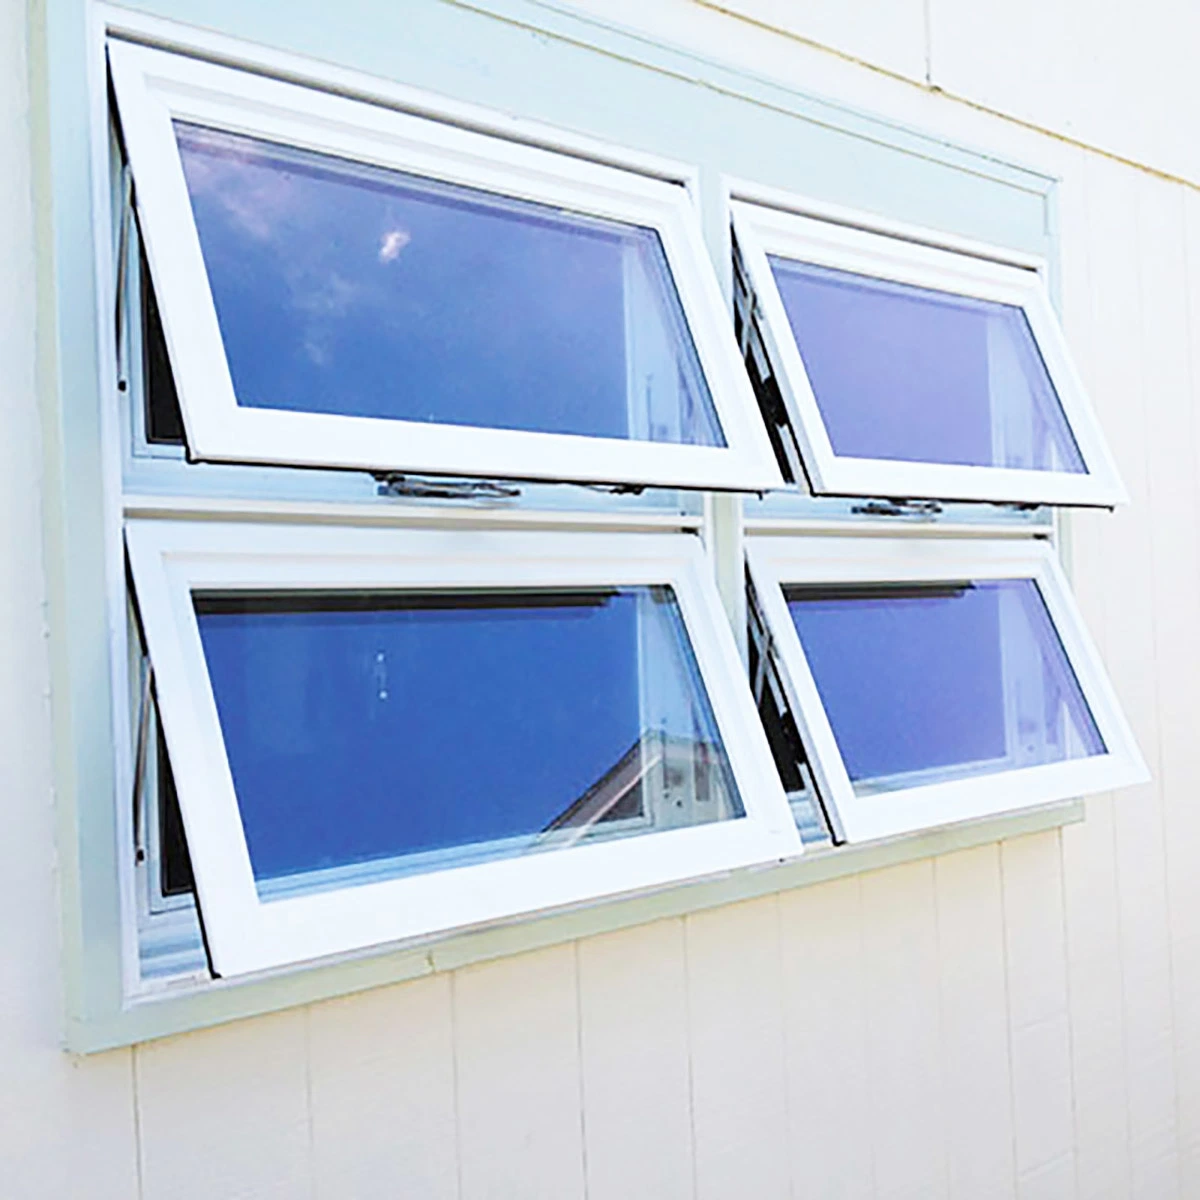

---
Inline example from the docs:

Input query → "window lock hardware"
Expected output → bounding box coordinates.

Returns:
[374,473,522,502]
[851,498,944,518]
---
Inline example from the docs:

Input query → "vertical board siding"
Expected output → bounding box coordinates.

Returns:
[452,944,586,1200]
[778,875,874,1200]
[1056,144,1134,1200]
[999,835,1075,1194]
[685,897,791,1200]
[1015,1153,1078,1200]
[577,920,696,1200]
[12,2,1200,1198]
[1171,187,1200,1197]
[1127,167,1191,1200]
[1084,152,1181,1200]
[933,846,1016,1200]
[858,861,947,1200]
[134,1010,312,1199]
[0,0,143,1195]
[308,976,459,1200]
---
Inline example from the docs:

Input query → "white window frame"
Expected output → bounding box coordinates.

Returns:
[127,519,802,978]
[747,534,1147,843]
[730,198,1127,506]
[108,40,782,492]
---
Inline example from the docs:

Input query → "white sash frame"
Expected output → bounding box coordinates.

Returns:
[128,519,802,977]
[108,41,782,491]
[731,197,1127,506]
[747,534,1146,842]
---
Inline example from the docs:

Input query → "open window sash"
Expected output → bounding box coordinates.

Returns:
[108,41,781,492]
[731,199,1126,506]
[747,535,1146,842]
[128,520,801,977]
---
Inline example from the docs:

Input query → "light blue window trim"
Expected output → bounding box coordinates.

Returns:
[34,0,1073,1052]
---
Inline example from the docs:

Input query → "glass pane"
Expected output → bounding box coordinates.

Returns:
[174,123,724,447]
[195,587,743,896]
[768,258,1085,473]
[785,579,1104,795]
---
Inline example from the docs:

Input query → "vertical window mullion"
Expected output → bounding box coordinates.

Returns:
[696,165,749,660]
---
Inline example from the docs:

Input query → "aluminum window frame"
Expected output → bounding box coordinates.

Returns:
[127,519,802,978]
[731,197,1127,506]
[107,40,782,492]
[747,534,1147,843]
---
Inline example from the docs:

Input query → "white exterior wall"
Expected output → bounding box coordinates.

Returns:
[2,0,1197,1195]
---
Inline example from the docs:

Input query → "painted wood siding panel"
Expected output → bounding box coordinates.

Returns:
[134,1011,312,1200]
[778,876,874,1200]
[934,846,1016,1200]
[577,920,696,1200]
[16,4,1200,1199]
[1055,144,1133,1200]
[686,897,790,1200]
[308,976,459,1200]
[452,944,587,1200]
[1010,1019,1076,1197]
[1172,186,1200,1199]
[859,861,947,1200]
[696,0,928,82]
[1126,167,1191,1200]
[1082,152,1180,1200]
[927,0,1200,184]
[998,839,1074,1192]
[0,1,141,1196]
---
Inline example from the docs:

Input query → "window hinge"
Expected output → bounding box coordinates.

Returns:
[374,473,522,501]
[851,498,944,518]
[579,482,647,496]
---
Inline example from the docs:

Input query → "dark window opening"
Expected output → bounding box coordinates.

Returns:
[141,248,186,446]
[747,580,833,845]
[732,237,803,485]
[156,723,195,898]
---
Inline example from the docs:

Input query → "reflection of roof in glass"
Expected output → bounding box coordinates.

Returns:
[544,731,733,848]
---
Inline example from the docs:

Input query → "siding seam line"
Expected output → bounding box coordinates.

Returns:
[130,1046,145,1200]
[997,841,1022,1195]
[573,939,591,1200]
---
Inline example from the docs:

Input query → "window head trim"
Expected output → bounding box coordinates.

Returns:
[731,198,1127,507]
[747,534,1146,842]
[128,519,802,978]
[108,40,782,492]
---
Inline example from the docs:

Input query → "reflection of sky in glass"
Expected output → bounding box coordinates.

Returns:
[769,258,1086,473]
[786,579,1104,793]
[175,123,723,446]
[196,587,742,891]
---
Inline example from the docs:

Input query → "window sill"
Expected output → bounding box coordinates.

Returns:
[69,796,1082,1053]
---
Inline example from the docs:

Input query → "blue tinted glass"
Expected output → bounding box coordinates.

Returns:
[174,123,723,447]
[769,258,1086,473]
[786,579,1104,794]
[196,587,742,895]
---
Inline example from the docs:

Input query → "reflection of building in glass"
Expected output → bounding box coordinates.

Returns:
[543,729,737,849]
